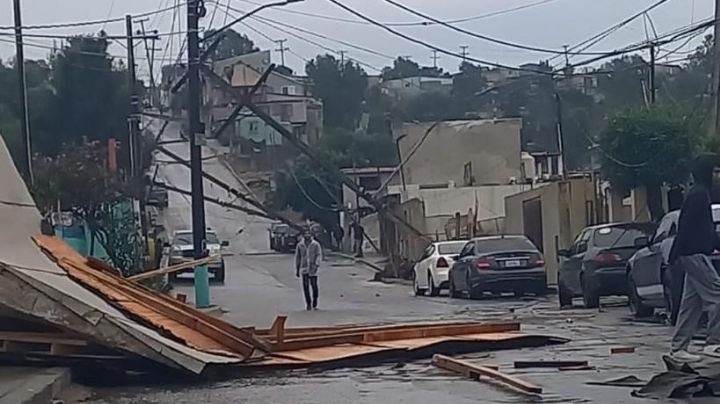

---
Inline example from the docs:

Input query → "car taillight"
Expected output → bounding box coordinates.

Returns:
[595,252,621,263]
[533,259,545,268]
[437,257,449,268]
[476,259,491,271]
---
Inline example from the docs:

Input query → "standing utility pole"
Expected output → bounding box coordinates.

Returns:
[649,43,656,104]
[187,0,210,308]
[339,50,347,67]
[430,50,440,68]
[713,0,720,136]
[126,15,150,257]
[274,39,288,66]
[138,19,159,108]
[459,45,469,62]
[13,0,33,185]
[554,93,567,179]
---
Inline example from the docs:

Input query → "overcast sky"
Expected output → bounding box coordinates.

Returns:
[0,0,713,80]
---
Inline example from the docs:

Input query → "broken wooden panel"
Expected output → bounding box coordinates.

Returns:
[433,354,543,396]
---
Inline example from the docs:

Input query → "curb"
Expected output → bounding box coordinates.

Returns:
[0,367,71,404]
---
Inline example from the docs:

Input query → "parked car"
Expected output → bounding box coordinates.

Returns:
[146,184,169,208]
[167,229,229,282]
[269,223,299,253]
[627,205,720,321]
[558,223,656,308]
[413,240,468,296]
[448,235,546,299]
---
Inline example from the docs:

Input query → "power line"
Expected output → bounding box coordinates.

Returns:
[235,0,561,27]
[381,0,613,56]
[0,1,191,31]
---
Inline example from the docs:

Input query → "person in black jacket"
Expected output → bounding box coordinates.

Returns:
[668,155,720,362]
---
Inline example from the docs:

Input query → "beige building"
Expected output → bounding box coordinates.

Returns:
[393,119,523,187]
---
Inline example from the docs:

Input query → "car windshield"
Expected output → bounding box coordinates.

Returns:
[437,242,466,255]
[594,226,648,248]
[174,232,219,245]
[475,237,537,253]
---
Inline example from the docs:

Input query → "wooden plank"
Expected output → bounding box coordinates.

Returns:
[255,321,498,337]
[433,354,542,396]
[270,316,287,344]
[514,360,588,369]
[610,346,635,354]
[272,334,365,352]
[363,323,520,343]
[127,257,213,282]
[0,332,87,347]
[267,322,519,342]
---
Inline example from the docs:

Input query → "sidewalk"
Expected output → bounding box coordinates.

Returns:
[0,367,70,404]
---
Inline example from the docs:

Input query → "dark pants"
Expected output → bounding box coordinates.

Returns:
[302,274,319,309]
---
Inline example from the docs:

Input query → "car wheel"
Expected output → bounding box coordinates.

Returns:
[558,279,573,307]
[413,272,427,296]
[215,263,226,283]
[466,272,483,299]
[581,274,600,309]
[627,277,654,318]
[428,272,440,297]
[449,276,461,299]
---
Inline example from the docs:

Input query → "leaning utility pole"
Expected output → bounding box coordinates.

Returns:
[13,0,33,185]
[713,0,720,135]
[187,0,210,308]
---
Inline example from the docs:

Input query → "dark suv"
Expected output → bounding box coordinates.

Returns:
[626,205,720,322]
[558,223,655,308]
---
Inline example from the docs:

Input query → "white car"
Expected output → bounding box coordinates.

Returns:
[167,229,228,282]
[413,240,468,296]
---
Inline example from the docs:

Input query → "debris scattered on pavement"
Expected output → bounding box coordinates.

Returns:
[432,354,543,396]
[513,360,589,369]
[629,356,720,398]
[586,375,647,387]
[610,346,636,354]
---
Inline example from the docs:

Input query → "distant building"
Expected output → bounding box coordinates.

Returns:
[205,50,323,170]
[393,118,523,187]
[379,76,454,99]
[482,67,521,86]
[655,63,682,77]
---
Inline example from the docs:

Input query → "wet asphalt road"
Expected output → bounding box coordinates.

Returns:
[80,124,716,403]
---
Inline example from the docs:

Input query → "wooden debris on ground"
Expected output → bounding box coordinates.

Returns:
[610,346,636,354]
[432,354,543,396]
[514,360,589,369]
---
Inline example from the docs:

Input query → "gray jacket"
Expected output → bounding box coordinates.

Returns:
[295,239,322,276]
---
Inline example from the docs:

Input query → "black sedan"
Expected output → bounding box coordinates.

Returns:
[448,235,546,299]
[626,205,720,322]
[558,223,655,309]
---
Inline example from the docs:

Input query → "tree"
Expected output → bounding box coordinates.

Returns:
[40,34,130,156]
[204,29,258,60]
[306,54,368,129]
[381,57,423,80]
[597,106,700,220]
[452,61,487,113]
[32,141,143,276]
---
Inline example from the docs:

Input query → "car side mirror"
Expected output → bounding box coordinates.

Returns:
[451,254,460,261]
[221,240,230,247]
[634,236,649,248]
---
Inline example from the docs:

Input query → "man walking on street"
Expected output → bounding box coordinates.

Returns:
[669,155,720,362]
[295,231,322,311]
[351,221,364,258]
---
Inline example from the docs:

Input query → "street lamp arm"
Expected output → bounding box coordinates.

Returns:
[203,0,304,41]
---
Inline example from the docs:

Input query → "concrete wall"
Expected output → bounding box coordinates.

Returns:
[394,119,522,187]
[505,178,594,284]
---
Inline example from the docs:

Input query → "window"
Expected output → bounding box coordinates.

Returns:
[280,104,292,122]
[475,237,537,254]
[359,176,381,191]
[281,85,296,95]
[594,226,652,248]
[248,121,259,133]
[459,242,475,258]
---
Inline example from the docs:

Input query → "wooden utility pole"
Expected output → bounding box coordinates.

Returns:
[713,0,720,135]
[126,15,140,178]
[430,50,440,68]
[186,0,210,308]
[13,0,33,185]
[138,19,159,108]
[649,43,656,104]
[460,45,469,62]
[554,93,567,179]
[274,39,288,66]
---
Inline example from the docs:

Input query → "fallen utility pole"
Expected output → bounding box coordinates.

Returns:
[155,145,304,232]
[154,181,271,219]
[201,65,429,241]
